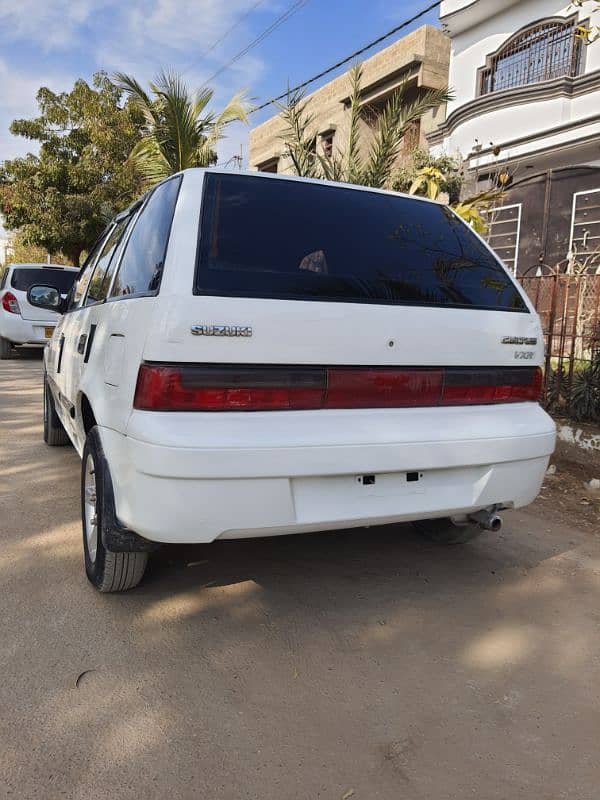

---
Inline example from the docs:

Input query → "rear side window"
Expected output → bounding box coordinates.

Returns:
[110,176,181,299]
[11,268,77,293]
[71,235,108,307]
[196,173,527,312]
[0,268,8,289]
[85,217,131,305]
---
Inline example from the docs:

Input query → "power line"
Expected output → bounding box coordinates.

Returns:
[181,0,268,77]
[248,0,442,116]
[215,154,243,169]
[202,0,312,86]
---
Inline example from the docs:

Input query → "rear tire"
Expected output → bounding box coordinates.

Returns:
[0,336,15,359]
[43,375,70,446]
[412,517,482,545]
[82,427,148,592]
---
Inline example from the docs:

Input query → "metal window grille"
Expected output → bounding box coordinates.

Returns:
[321,133,334,159]
[400,120,420,154]
[482,204,522,275]
[480,18,583,95]
[569,188,600,268]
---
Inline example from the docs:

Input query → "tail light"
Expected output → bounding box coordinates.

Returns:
[134,364,543,412]
[1,291,20,315]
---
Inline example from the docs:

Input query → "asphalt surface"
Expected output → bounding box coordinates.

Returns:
[2,356,600,800]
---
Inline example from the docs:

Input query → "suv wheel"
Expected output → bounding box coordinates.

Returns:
[43,375,70,446]
[0,336,15,360]
[82,427,148,592]
[412,517,482,545]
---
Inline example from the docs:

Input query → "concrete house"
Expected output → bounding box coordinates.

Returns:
[249,24,450,175]
[430,0,600,275]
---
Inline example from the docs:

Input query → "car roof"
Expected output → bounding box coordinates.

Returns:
[179,167,440,207]
[103,166,441,230]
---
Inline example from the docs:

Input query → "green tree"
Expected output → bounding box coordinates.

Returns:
[0,73,144,266]
[393,150,463,203]
[114,70,250,187]
[279,69,510,233]
[393,149,503,235]
[573,0,600,43]
[4,229,69,266]
[279,63,452,190]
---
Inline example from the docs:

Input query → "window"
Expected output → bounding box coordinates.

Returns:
[70,235,109,308]
[85,217,131,305]
[361,90,420,156]
[11,267,77,293]
[0,268,8,290]
[321,131,335,159]
[362,95,387,128]
[400,120,420,155]
[109,177,181,298]
[481,204,522,275]
[195,173,527,312]
[479,17,583,95]
[569,188,600,265]
[257,158,279,174]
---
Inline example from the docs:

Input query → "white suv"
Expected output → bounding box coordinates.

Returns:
[29,169,555,592]
[0,263,78,358]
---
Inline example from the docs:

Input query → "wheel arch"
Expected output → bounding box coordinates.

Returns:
[79,393,98,437]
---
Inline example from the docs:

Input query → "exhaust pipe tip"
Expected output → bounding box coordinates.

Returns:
[488,515,502,533]
[468,509,503,532]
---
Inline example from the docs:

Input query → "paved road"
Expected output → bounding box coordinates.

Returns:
[2,357,600,800]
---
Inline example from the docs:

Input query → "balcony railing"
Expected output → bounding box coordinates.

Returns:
[479,18,583,96]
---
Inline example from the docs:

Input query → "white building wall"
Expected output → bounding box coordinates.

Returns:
[435,0,600,166]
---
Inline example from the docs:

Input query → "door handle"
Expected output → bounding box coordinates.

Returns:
[77,333,87,355]
[57,334,65,373]
[83,325,97,364]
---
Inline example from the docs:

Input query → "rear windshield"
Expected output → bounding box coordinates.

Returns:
[195,173,527,312]
[11,268,77,293]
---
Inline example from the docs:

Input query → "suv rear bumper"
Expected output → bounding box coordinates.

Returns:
[99,403,556,544]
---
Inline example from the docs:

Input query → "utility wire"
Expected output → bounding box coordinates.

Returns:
[248,0,442,116]
[202,0,312,86]
[181,0,268,77]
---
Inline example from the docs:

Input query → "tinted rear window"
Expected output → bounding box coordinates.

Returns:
[11,268,77,293]
[195,173,527,312]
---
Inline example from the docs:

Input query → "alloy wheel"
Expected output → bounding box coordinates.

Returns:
[84,453,98,562]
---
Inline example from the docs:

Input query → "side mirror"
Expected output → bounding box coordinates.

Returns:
[27,285,64,313]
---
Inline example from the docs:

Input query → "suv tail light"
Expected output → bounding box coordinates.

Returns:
[134,364,543,412]
[1,291,20,315]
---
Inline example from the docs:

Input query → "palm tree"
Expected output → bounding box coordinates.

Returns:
[409,166,446,200]
[114,70,250,187]
[279,66,509,233]
[279,64,453,190]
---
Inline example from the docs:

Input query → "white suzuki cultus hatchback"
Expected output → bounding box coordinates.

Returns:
[28,170,556,592]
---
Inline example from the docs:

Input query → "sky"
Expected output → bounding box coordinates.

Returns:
[0,0,440,231]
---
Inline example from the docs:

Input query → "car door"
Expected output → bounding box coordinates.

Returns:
[58,218,135,442]
[89,176,182,435]
[48,229,113,441]
[48,237,106,420]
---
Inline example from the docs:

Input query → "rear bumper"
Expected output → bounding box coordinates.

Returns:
[0,313,54,345]
[99,403,556,544]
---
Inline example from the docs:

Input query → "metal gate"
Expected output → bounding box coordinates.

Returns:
[519,271,600,420]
